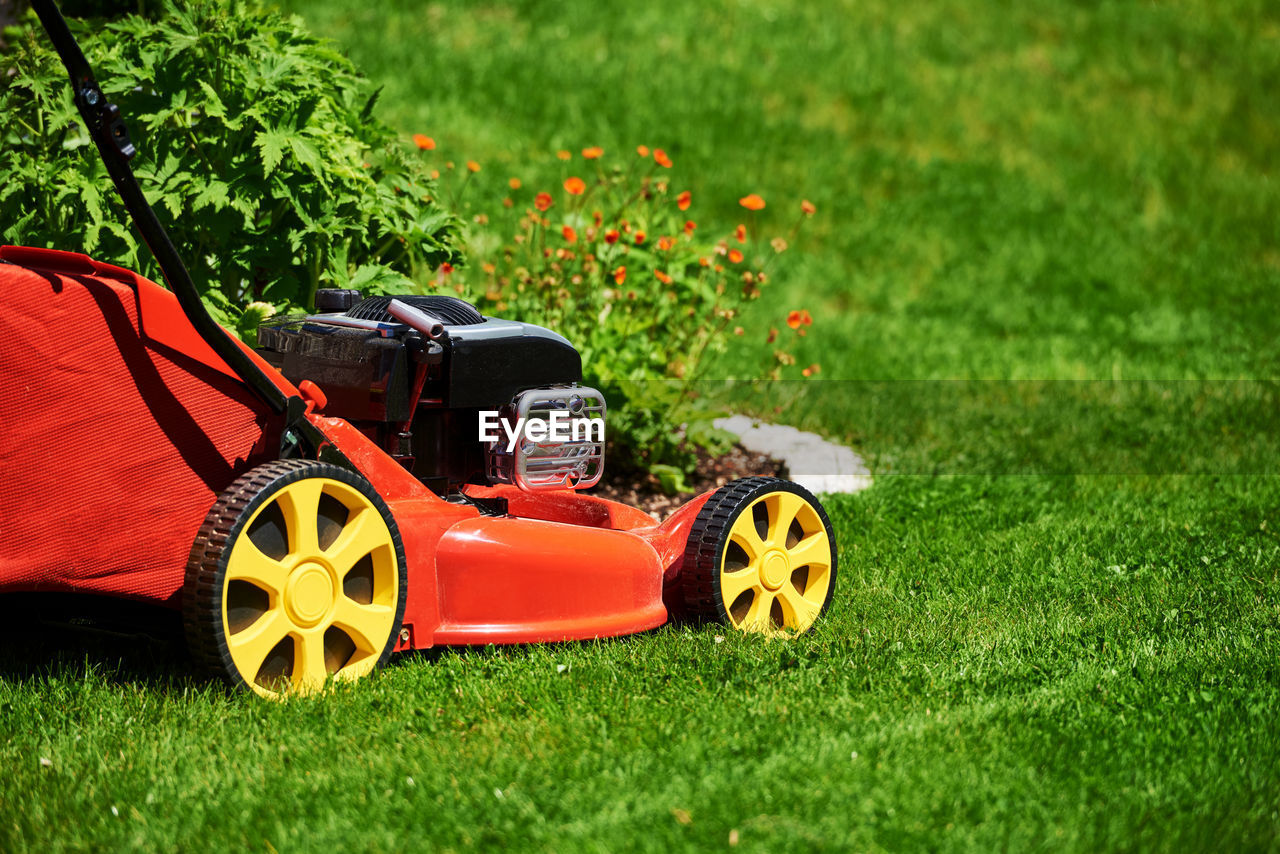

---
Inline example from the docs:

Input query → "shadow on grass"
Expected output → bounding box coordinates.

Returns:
[0,589,707,699]
[0,593,198,693]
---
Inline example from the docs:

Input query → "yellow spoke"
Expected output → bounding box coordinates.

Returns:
[720,567,761,605]
[800,561,833,596]
[777,583,822,631]
[292,628,329,691]
[736,589,774,632]
[763,492,807,547]
[224,541,289,596]
[275,479,325,558]
[325,508,386,577]
[332,597,394,654]
[786,530,833,569]
[729,525,767,562]
[226,609,289,677]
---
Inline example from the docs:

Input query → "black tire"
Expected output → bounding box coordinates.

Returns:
[183,460,408,697]
[680,476,837,634]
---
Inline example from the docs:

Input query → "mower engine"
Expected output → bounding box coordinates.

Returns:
[256,292,605,495]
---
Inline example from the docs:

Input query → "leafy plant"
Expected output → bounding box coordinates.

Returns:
[422,143,821,482]
[0,0,459,337]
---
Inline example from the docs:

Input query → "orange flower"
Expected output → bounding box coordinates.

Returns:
[766,327,778,344]
[653,148,673,168]
[582,146,604,159]
[677,190,692,211]
[698,257,710,267]
[613,265,627,285]
[440,262,454,275]
[684,220,696,235]
[728,249,743,264]
[733,326,744,336]
[557,149,572,161]
[739,194,766,211]
[735,224,747,243]
[801,199,817,215]
[482,262,496,274]
[412,134,435,150]
[509,177,522,190]
[562,225,578,243]
[634,230,646,245]
[657,236,675,251]
[466,160,481,173]
[534,192,553,212]
[636,144,650,158]
[564,176,586,195]
[604,229,620,244]
[655,270,672,284]
[802,363,821,377]
[786,309,814,329]
[771,237,788,253]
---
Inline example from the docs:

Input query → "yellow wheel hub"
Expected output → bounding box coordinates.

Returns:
[719,490,833,634]
[284,563,335,628]
[760,550,790,590]
[220,477,399,698]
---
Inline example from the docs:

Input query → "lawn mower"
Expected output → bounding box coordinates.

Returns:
[0,0,838,698]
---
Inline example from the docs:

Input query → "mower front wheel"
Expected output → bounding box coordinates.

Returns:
[183,460,407,698]
[680,477,837,635]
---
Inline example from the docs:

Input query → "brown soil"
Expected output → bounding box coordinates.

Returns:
[592,443,786,520]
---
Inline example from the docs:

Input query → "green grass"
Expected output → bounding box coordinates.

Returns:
[3,476,1277,851]
[3,0,1279,850]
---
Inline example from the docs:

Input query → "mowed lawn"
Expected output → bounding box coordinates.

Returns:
[3,1,1279,851]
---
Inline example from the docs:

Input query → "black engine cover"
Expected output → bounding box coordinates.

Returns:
[254,295,582,490]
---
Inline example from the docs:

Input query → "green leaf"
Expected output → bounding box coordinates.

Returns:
[195,80,228,119]
[288,134,324,177]
[359,86,383,124]
[346,263,415,295]
[254,127,290,176]
[650,464,692,495]
[192,180,230,213]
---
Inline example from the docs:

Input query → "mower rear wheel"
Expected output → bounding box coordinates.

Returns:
[183,460,407,698]
[680,477,837,635]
